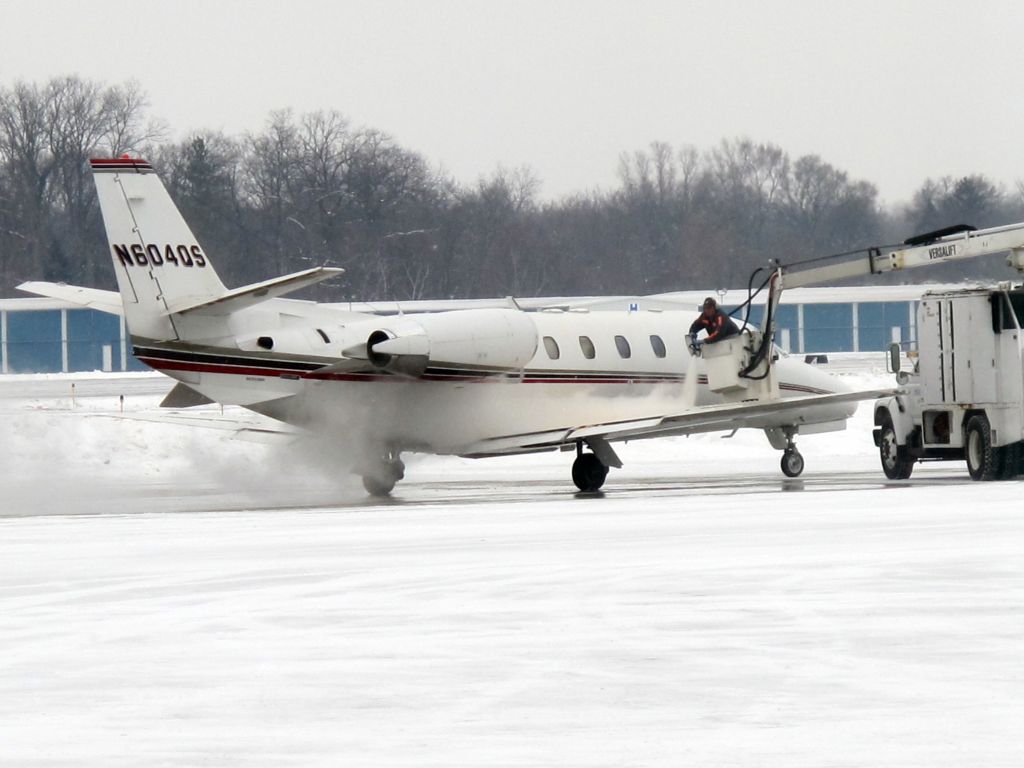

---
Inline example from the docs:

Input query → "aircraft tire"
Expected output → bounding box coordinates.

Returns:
[780,448,804,478]
[363,473,397,497]
[965,414,997,481]
[362,458,405,497]
[572,453,608,492]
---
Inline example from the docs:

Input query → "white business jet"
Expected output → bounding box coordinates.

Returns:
[20,157,887,495]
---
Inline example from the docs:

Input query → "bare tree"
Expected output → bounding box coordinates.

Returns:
[0,81,55,287]
[1,74,1009,301]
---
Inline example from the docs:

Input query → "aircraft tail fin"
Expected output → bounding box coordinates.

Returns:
[90,157,228,341]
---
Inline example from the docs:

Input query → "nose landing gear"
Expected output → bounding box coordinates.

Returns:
[766,426,805,478]
[780,446,805,478]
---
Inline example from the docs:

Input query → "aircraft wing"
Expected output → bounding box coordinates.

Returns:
[318,292,695,315]
[461,388,896,456]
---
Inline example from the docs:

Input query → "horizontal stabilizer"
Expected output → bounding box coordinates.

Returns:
[169,267,344,316]
[17,282,123,315]
[160,382,215,408]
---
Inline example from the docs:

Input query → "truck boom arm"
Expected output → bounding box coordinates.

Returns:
[776,221,1024,290]
[732,220,1024,382]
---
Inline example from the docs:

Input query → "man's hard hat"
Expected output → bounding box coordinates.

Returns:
[703,297,717,309]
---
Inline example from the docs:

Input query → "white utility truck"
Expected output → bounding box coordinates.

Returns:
[751,221,1024,480]
[874,286,1024,480]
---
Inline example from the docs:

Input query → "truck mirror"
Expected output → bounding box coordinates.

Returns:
[888,343,901,374]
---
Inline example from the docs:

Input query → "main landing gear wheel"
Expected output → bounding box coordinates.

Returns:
[572,452,608,492]
[780,448,804,478]
[362,456,406,497]
[879,414,914,480]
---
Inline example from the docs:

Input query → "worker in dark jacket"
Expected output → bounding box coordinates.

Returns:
[688,297,739,353]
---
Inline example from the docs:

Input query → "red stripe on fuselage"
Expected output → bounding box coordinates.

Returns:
[139,356,831,394]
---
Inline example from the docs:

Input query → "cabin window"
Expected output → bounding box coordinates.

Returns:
[316,328,331,343]
[649,334,666,358]
[615,335,631,358]
[579,335,596,359]
[543,336,560,359]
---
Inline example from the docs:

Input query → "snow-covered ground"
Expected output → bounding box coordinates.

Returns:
[1,368,1023,766]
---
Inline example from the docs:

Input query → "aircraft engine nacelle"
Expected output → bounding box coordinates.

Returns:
[359,308,538,377]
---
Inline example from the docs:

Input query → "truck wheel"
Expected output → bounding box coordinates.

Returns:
[878,414,914,480]
[996,442,1019,480]
[965,414,997,481]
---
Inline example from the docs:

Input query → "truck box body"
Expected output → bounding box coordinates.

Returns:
[917,289,1024,448]
[875,287,1024,479]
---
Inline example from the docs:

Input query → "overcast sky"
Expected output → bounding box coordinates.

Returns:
[3,0,1023,205]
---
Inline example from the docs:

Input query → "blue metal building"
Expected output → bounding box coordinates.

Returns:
[0,297,145,374]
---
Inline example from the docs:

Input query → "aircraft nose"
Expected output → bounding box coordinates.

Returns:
[811,361,851,393]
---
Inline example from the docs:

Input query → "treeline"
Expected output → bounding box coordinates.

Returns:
[3,76,1023,300]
